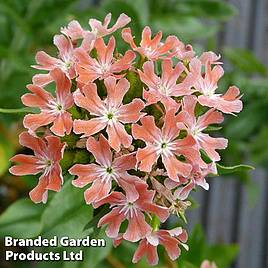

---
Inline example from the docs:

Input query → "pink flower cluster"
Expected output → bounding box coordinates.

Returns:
[9,13,242,265]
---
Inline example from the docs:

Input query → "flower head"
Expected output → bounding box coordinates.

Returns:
[122,26,177,61]
[165,162,217,200]
[178,95,228,161]
[9,132,65,203]
[73,76,145,151]
[32,35,76,86]
[132,110,205,181]
[22,68,74,137]
[132,227,188,266]
[61,13,131,40]
[69,134,141,203]
[190,57,243,114]
[74,37,136,84]
[139,60,195,110]
[96,182,169,242]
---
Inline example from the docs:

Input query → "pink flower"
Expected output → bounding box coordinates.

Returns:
[177,95,228,161]
[199,51,222,65]
[61,20,85,41]
[95,182,169,242]
[190,58,243,114]
[122,26,177,60]
[138,60,195,110]
[132,227,188,265]
[171,37,195,61]
[201,260,218,268]
[32,34,76,86]
[73,77,145,151]
[89,13,131,38]
[22,69,74,137]
[61,13,131,40]
[9,132,65,203]
[74,37,136,84]
[132,110,205,181]
[165,162,217,200]
[69,134,141,204]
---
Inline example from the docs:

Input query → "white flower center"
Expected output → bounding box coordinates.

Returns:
[46,99,65,115]
[119,202,138,218]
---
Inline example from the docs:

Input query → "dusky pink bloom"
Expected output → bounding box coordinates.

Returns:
[122,26,177,61]
[69,134,141,204]
[132,227,188,266]
[22,69,74,137]
[9,132,65,203]
[132,110,206,181]
[61,13,131,40]
[177,95,228,161]
[190,58,243,114]
[200,51,222,65]
[74,36,136,84]
[165,162,217,200]
[201,260,218,268]
[89,13,131,38]
[95,182,169,242]
[32,34,76,86]
[73,77,145,151]
[61,20,85,41]
[138,60,195,110]
[171,37,195,61]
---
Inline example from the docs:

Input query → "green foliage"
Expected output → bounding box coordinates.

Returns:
[216,163,254,175]
[0,198,45,238]
[0,0,263,267]
[41,179,93,239]
[224,48,267,75]
[179,225,239,268]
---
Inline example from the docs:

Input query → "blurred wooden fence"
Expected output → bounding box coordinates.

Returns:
[187,2,268,268]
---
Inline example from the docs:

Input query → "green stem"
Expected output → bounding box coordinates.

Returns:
[0,107,32,114]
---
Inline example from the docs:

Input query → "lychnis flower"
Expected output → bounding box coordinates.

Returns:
[61,13,131,40]
[122,26,177,61]
[69,134,141,204]
[74,37,136,84]
[32,34,76,86]
[22,68,74,137]
[178,95,228,161]
[139,60,195,110]
[9,132,65,203]
[132,110,205,181]
[95,182,169,242]
[132,227,188,266]
[73,77,145,151]
[190,57,243,114]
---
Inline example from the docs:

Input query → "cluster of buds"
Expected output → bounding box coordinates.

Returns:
[9,13,242,265]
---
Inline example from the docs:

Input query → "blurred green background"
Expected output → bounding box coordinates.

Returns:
[0,0,268,268]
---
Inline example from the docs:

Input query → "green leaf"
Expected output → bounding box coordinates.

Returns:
[251,126,268,168]
[180,261,199,268]
[63,229,113,268]
[200,149,213,164]
[80,231,113,268]
[177,0,237,21]
[84,205,110,231]
[216,163,254,175]
[0,198,45,238]
[206,244,239,268]
[151,16,219,42]
[204,126,222,132]
[224,48,267,75]
[0,132,14,175]
[179,224,239,268]
[41,179,93,239]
